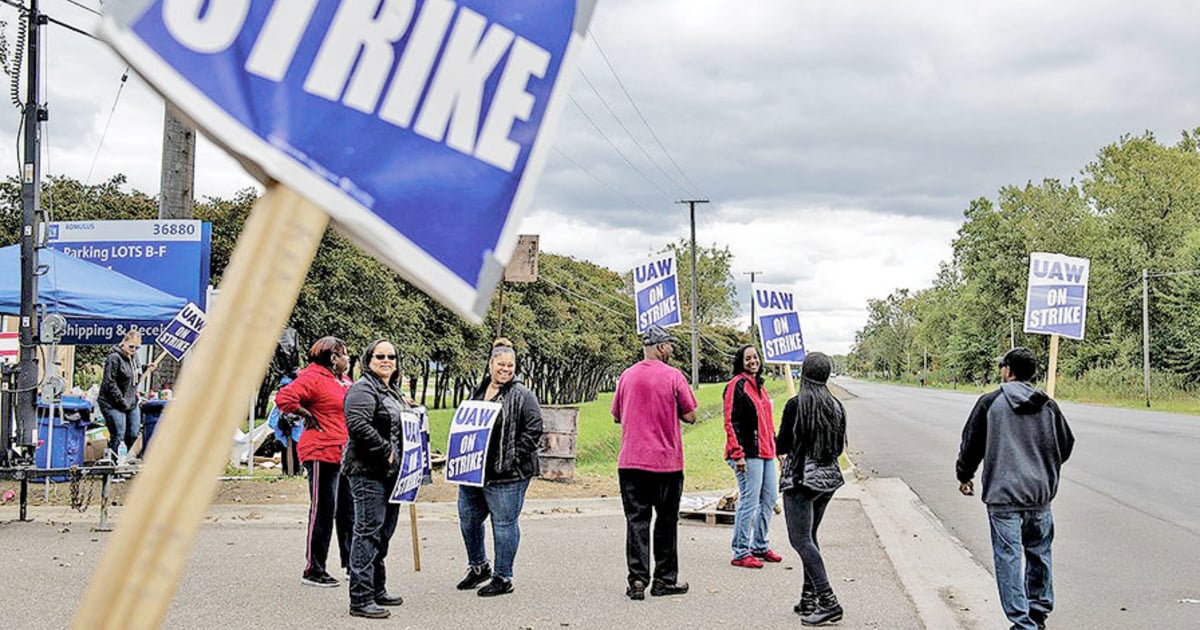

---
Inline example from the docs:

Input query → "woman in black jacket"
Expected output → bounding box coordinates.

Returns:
[454,338,543,597]
[776,352,846,626]
[342,339,407,619]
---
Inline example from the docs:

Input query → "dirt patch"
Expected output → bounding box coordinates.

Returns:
[2,471,620,509]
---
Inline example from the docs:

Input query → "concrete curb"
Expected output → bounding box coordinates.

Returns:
[850,476,1007,630]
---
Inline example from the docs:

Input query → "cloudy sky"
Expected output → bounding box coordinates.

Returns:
[2,0,1199,354]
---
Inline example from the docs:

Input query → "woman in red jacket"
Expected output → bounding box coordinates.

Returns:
[275,336,352,587]
[722,344,782,569]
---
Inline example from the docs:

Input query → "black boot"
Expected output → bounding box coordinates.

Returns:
[793,584,817,616]
[801,588,843,626]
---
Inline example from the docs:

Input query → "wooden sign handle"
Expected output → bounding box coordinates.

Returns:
[72,186,328,630]
[1046,334,1060,398]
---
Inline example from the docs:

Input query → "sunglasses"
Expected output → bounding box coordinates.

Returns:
[373,353,397,361]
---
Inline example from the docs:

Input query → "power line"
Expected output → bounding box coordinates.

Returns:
[587,27,705,198]
[541,266,631,313]
[85,66,128,186]
[575,67,690,196]
[62,0,101,16]
[567,93,674,199]
[551,147,658,214]
[542,277,630,319]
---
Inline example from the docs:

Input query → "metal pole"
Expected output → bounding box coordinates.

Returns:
[96,472,112,532]
[677,199,709,389]
[247,391,256,473]
[743,271,761,338]
[1142,268,1151,408]
[17,0,45,458]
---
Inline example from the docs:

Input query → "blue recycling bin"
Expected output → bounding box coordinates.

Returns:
[140,399,169,456]
[33,396,92,482]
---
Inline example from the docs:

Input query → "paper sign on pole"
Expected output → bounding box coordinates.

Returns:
[97,0,596,322]
[753,282,806,364]
[633,253,682,333]
[1023,252,1090,340]
[156,302,206,361]
[444,400,501,487]
[389,409,425,504]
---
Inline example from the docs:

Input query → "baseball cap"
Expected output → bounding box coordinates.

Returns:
[641,324,678,346]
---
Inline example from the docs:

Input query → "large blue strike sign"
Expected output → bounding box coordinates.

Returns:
[444,400,500,487]
[98,0,596,322]
[753,282,806,364]
[1024,252,1089,340]
[389,409,425,504]
[46,220,211,344]
[632,253,681,333]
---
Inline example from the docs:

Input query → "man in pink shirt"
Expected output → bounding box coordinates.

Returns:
[611,325,698,601]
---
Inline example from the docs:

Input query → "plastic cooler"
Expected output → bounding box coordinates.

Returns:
[33,396,93,482]
[140,399,169,456]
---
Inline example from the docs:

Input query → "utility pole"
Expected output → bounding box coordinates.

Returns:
[15,0,46,458]
[159,104,196,219]
[153,105,197,393]
[1142,268,1151,408]
[743,271,762,335]
[677,199,708,389]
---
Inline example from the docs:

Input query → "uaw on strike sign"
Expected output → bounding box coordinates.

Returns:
[98,0,595,322]
[753,283,806,364]
[633,253,681,334]
[1024,252,1090,340]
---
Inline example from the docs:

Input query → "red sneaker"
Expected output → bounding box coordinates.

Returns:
[730,555,765,569]
[754,549,783,563]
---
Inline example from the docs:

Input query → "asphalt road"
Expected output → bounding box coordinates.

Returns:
[838,377,1200,630]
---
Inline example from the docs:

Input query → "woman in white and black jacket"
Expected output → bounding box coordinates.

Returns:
[341,339,407,619]
[454,338,543,597]
[776,352,847,626]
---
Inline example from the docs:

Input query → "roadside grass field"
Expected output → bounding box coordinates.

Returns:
[426,378,799,492]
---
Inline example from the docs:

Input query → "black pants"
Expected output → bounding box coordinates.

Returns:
[783,488,834,592]
[618,468,684,586]
[302,460,353,578]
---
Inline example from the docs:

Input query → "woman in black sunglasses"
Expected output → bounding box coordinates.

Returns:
[341,339,409,619]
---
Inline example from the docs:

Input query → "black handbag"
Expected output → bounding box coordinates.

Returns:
[800,457,844,493]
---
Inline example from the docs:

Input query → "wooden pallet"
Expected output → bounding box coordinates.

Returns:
[679,502,735,525]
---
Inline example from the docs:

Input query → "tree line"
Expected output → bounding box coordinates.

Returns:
[0,176,754,412]
[850,129,1200,392]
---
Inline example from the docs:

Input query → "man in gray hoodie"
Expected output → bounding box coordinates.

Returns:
[956,347,1075,630]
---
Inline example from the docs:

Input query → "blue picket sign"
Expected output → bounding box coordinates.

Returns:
[98,0,596,321]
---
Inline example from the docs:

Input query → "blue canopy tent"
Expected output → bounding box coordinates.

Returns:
[0,245,186,320]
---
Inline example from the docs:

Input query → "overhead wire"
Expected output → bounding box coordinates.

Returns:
[587,27,705,198]
[567,93,674,199]
[85,66,128,186]
[551,146,658,214]
[61,0,101,16]
[575,67,690,196]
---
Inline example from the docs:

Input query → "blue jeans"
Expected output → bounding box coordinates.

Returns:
[727,457,777,559]
[458,478,531,579]
[99,402,141,451]
[988,507,1054,630]
[347,475,400,607]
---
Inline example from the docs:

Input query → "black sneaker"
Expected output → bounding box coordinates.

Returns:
[348,603,390,619]
[477,577,514,597]
[374,592,404,607]
[301,572,339,588]
[650,579,689,597]
[456,564,492,590]
[626,580,646,601]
